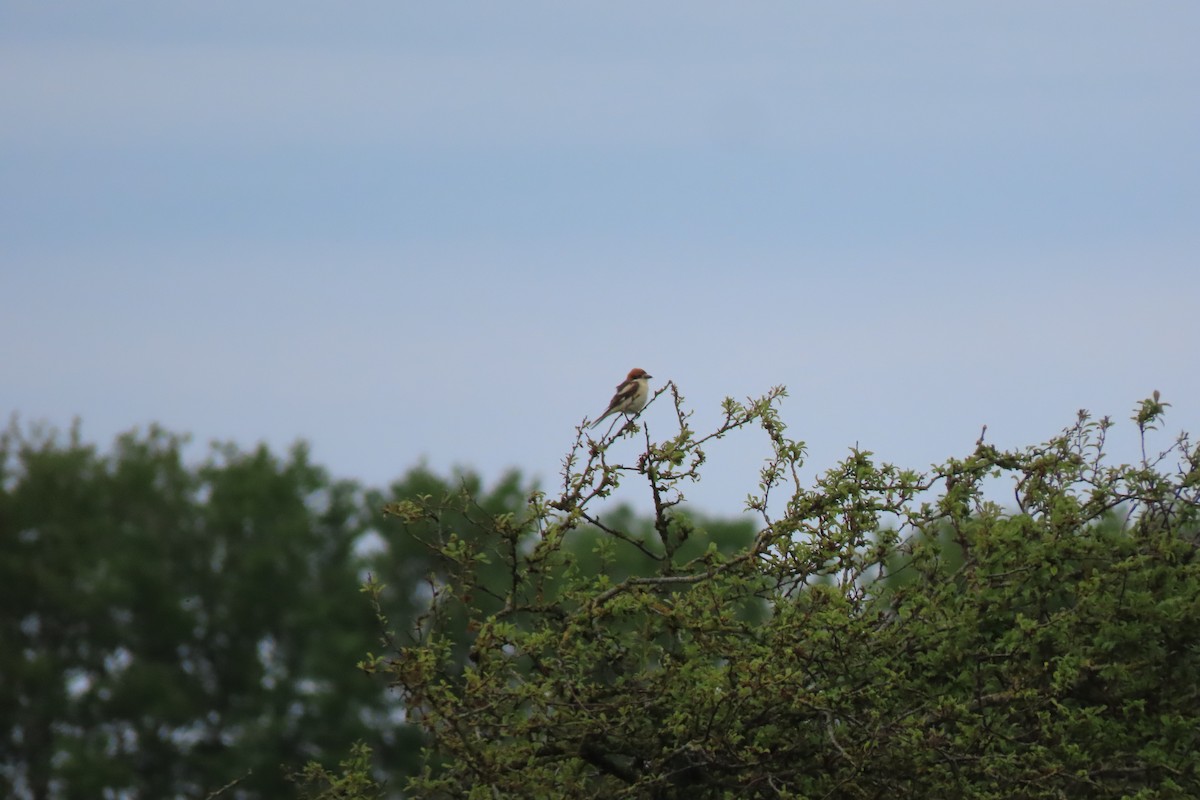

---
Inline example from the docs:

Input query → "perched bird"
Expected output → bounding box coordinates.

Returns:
[589,368,653,429]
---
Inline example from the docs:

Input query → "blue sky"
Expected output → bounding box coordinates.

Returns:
[3,2,1197,514]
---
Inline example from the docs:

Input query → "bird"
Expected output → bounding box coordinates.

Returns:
[589,368,653,429]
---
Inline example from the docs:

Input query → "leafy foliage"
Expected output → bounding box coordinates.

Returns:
[2,420,734,799]
[350,387,1200,799]
[5,386,1197,799]
[0,422,413,799]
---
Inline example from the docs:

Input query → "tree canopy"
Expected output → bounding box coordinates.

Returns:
[0,417,748,798]
[0,422,420,799]
[315,386,1200,799]
[4,386,1198,800]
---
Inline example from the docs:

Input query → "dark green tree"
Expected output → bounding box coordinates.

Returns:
[0,422,408,799]
[321,386,1199,799]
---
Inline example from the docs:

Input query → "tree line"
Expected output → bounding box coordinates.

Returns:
[4,386,1199,799]
[0,417,752,799]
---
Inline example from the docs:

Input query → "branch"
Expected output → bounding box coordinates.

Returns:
[205,771,252,800]
[579,735,641,784]
[584,523,778,612]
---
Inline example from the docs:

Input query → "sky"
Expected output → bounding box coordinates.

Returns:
[3,2,1198,516]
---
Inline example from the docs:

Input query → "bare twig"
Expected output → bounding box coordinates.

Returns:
[205,770,252,799]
